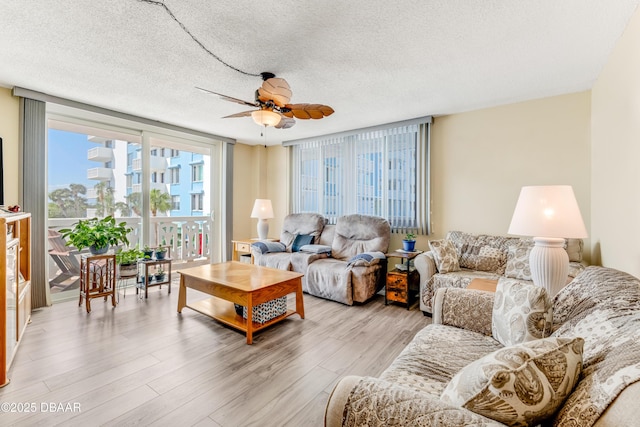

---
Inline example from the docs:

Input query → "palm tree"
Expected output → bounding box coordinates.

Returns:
[149,189,172,246]
[150,189,172,217]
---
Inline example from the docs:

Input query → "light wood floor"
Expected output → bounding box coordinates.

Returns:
[1,279,431,426]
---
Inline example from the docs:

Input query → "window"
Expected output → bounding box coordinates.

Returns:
[192,163,203,182]
[171,195,180,210]
[191,193,203,211]
[170,167,180,184]
[171,149,180,157]
[289,117,431,233]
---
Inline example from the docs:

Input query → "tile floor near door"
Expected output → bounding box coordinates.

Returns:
[1,277,430,426]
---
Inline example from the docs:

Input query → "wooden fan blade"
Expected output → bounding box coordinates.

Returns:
[275,116,295,129]
[285,103,335,120]
[258,78,292,107]
[195,87,257,107]
[222,110,255,118]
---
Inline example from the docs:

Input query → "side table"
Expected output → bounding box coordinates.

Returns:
[79,254,117,313]
[384,250,422,309]
[231,238,278,263]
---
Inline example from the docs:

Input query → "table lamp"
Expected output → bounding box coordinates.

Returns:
[251,199,274,240]
[508,185,587,296]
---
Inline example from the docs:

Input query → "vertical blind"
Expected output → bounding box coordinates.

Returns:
[287,117,431,234]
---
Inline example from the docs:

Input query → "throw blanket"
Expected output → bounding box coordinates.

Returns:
[347,251,386,267]
[550,266,640,427]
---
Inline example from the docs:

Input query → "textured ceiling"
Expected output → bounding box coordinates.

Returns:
[1,0,638,145]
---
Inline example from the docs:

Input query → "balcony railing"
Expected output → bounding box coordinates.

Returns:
[87,167,113,181]
[87,146,114,162]
[132,182,168,193]
[48,215,213,265]
[132,156,168,172]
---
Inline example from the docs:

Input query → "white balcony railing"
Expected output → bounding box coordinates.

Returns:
[87,167,113,181]
[48,216,213,265]
[132,156,167,172]
[132,182,167,193]
[87,146,113,162]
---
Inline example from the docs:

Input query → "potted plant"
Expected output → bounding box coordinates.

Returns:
[59,216,132,255]
[116,246,143,278]
[155,244,168,260]
[154,268,166,282]
[402,232,417,252]
[142,245,154,259]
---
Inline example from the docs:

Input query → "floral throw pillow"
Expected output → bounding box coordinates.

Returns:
[492,278,553,347]
[441,336,584,427]
[428,239,460,273]
[505,240,534,281]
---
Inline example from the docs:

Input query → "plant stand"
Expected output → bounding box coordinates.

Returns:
[79,254,116,313]
[136,257,172,299]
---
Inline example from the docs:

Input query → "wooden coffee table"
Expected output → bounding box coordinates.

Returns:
[177,261,305,344]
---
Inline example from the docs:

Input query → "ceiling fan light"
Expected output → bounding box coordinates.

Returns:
[251,109,281,127]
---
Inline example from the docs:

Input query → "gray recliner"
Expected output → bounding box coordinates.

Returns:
[305,214,390,305]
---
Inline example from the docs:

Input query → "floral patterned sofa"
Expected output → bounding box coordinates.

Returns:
[325,266,640,426]
[252,213,391,305]
[414,230,586,313]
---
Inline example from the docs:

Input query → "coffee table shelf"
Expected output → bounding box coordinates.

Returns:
[187,297,298,332]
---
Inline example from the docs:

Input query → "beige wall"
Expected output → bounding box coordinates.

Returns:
[232,143,289,240]
[591,7,640,276]
[427,92,591,260]
[0,87,20,205]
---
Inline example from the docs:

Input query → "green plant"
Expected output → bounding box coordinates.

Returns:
[156,244,167,253]
[115,246,144,265]
[59,216,132,252]
[404,232,416,241]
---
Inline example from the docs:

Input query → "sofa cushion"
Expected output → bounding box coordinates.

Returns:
[428,239,460,273]
[291,233,313,252]
[441,336,584,427]
[447,231,517,274]
[279,213,326,250]
[492,278,552,347]
[504,240,534,281]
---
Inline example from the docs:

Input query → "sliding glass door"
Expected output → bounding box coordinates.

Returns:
[46,114,222,302]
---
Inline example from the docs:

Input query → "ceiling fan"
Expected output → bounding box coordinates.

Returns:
[196,72,334,129]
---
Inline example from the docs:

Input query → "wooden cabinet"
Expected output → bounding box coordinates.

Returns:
[1,213,31,387]
[384,250,422,310]
[386,269,419,309]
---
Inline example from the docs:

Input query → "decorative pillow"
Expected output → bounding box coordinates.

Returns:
[251,241,286,254]
[492,278,552,346]
[291,234,314,252]
[428,239,460,273]
[441,336,584,427]
[504,240,534,281]
[299,244,332,254]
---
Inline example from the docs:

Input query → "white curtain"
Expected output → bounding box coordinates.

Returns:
[288,117,431,234]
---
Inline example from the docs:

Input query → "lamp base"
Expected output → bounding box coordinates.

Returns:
[529,237,568,297]
[256,219,269,241]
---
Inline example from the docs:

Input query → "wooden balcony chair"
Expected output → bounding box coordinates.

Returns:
[47,229,88,292]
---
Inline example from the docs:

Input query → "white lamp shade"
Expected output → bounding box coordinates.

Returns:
[251,110,282,127]
[250,199,274,219]
[508,185,587,238]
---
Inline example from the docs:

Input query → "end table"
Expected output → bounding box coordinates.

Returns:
[384,250,422,309]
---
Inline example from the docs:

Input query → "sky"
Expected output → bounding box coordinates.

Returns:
[48,129,95,194]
